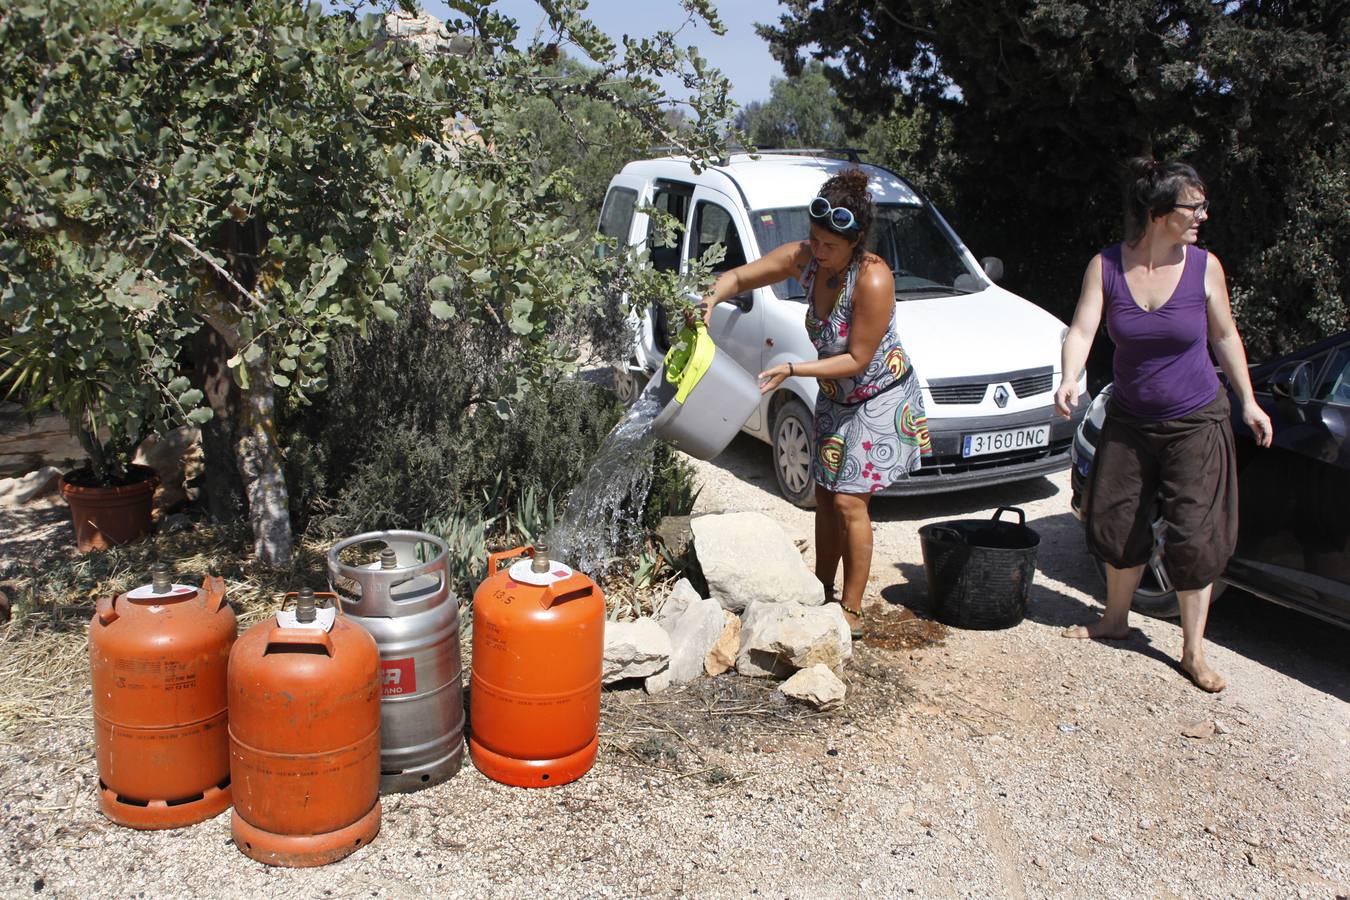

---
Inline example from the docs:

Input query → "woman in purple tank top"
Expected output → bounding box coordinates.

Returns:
[1054,158,1273,693]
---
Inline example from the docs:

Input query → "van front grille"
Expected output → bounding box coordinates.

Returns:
[928,383,987,405]
[1010,371,1054,398]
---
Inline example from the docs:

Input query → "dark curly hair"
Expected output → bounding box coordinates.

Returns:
[816,167,874,267]
[1122,157,1206,246]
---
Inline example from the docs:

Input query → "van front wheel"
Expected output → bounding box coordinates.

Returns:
[772,399,817,509]
[612,367,648,407]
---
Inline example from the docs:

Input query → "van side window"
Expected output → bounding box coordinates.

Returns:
[595,187,638,260]
[647,182,693,273]
[690,201,747,273]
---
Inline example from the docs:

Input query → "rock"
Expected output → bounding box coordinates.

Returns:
[602,618,671,684]
[691,512,825,613]
[779,664,846,710]
[1182,720,1216,740]
[383,11,474,56]
[157,513,194,535]
[704,611,741,676]
[652,577,702,623]
[134,426,202,511]
[735,601,851,679]
[645,597,725,693]
[1213,718,1232,735]
[0,466,63,506]
[654,515,693,560]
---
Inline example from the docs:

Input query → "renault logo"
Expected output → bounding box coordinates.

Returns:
[993,385,1010,408]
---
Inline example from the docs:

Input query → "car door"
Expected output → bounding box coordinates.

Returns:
[1228,339,1350,626]
[685,186,763,431]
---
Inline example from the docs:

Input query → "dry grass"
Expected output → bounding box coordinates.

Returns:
[0,524,336,741]
[0,522,685,743]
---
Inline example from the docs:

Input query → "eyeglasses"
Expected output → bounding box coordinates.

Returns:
[809,196,860,232]
[1174,200,1210,215]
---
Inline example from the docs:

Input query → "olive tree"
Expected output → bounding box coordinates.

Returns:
[0,0,733,565]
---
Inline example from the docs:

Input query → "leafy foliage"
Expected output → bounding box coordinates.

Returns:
[0,0,736,554]
[764,0,1349,357]
[735,61,848,149]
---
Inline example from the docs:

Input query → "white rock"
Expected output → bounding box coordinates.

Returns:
[691,512,825,613]
[645,597,724,693]
[704,610,741,676]
[134,426,202,509]
[1182,720,1216,740]
[652,577,703,623]
[0,466,63,507]
[603,618,671,684]
[779,664,846,710]
[735,601,851,679]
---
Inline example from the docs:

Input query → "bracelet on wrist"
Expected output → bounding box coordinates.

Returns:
[788,362,795,377]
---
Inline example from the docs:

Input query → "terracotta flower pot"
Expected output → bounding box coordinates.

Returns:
[61,465,160,552]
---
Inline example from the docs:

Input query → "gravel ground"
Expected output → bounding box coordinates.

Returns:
[2,433,1348,899]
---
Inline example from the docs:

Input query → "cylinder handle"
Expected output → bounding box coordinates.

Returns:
[486,545,534,575]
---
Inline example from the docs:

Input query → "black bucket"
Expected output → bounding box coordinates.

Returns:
[918,507,1040,630]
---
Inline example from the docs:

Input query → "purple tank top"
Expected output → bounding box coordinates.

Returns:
[1102,243,1220,421]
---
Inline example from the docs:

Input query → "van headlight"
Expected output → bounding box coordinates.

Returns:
[1085,384,1111,431]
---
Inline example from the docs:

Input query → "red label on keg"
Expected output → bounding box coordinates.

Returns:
[381,658,416,697]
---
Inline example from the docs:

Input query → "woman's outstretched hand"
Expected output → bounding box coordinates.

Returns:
[1053,379,1079,419]
[758,363,791,395]
[1243,400,1274,448]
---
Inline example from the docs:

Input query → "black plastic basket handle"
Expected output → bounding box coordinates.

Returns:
[928,525,964,543]
[991,506,1026,526]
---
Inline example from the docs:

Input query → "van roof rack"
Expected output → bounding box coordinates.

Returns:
[730,147,866,164]
[644,146,867,165]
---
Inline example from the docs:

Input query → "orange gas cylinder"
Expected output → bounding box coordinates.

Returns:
[470,544,604,788]
[228,589,381,867]
[89,563,235,829]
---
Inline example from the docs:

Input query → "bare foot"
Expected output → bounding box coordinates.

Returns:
[1061,620,1130,640]
[838,602,863,639]
[1181,655,1227,692]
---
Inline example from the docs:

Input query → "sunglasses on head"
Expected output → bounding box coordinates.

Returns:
[809,196,860,233]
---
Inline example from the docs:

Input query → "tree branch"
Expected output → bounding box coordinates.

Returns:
[167,231,267,312]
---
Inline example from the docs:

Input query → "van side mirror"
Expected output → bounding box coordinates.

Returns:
[981,257,1004,284]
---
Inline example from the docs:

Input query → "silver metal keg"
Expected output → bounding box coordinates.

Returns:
[327,530,464,793]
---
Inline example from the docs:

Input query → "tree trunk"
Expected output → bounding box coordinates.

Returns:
[237,355,293,569]
[194,322,293,567]
[194,324,248,523]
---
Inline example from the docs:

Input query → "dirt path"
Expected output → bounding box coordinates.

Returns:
[1,435,1347,898]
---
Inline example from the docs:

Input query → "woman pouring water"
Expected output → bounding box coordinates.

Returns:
[696,168,932,637]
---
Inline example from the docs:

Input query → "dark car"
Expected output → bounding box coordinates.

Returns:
[1069,330,1350,627]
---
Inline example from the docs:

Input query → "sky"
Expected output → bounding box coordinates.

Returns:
[416,0,790,108]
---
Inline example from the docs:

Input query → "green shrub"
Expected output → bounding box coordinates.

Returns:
[643,444,700,528]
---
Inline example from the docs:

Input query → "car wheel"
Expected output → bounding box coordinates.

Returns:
[772,399,817,509]
[612,367,648,407]
[1090,513,1227,619]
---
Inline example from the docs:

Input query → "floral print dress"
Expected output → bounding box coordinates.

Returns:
[804,257,932,494]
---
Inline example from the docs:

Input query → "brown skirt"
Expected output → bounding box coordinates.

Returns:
[1085,388,1238,590]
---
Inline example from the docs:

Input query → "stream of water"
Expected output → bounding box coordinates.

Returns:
[548,378,665,576]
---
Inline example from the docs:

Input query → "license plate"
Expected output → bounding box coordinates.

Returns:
[962,425,1050,458]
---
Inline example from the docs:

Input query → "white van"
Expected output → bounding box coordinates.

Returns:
[598,150,1088,506]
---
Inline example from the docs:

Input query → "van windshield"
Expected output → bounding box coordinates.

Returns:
[749,203,983,301]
